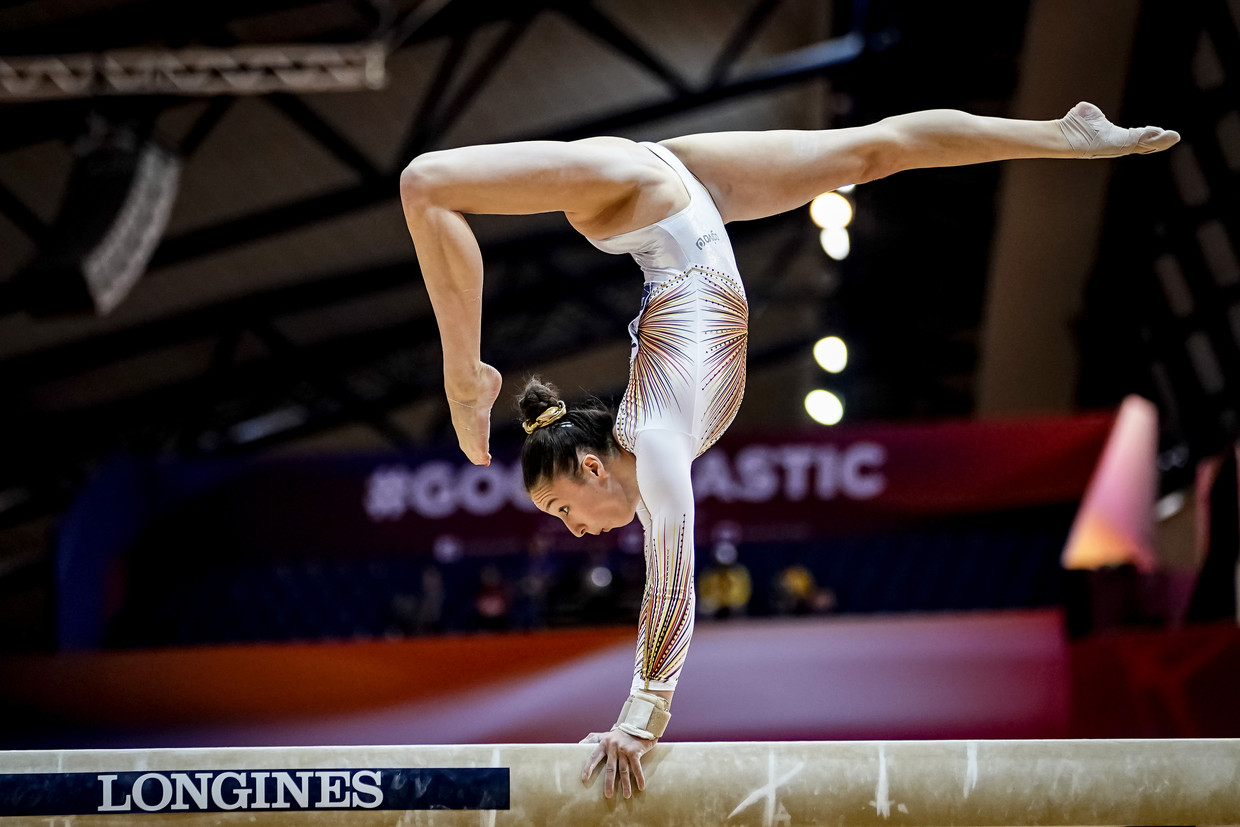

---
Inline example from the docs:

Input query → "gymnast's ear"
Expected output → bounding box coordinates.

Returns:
[579,453,607,479]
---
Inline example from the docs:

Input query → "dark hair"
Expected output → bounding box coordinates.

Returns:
[516,377,618,491]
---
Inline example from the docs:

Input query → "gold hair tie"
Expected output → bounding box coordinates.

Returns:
[523,400,567,434]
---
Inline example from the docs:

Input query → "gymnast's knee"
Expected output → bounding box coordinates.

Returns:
[399,151,454,211]
[849,122,905,184]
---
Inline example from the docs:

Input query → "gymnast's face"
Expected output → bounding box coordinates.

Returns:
[529,453,637,538]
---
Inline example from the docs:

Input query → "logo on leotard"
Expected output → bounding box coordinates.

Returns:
[695,230,720,250]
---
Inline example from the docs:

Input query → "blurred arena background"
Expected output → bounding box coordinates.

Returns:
[0,0,1238,748]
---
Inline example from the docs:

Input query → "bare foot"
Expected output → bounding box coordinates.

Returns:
[1059,101,1180,159]
[445,363,503,465]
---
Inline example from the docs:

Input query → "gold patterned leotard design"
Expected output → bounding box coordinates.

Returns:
[587,141,749,691]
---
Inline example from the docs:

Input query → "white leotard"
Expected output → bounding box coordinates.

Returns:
[587,141,749,691]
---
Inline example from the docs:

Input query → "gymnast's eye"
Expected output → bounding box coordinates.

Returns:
[559,505,570,515]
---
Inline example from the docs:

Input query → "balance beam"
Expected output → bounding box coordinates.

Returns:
[1,740,1236,825]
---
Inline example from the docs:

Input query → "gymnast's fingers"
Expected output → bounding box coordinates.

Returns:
[631,749,647,792]
[603,740,618,799]
[580,738,604,784]
[618,752,633,799]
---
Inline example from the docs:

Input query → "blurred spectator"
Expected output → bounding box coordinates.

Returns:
[613,543,647,622]
[474,564,512,631]
[389,591,418,637]
[1186,444,1239,623]
[770,563,836,616]
[416,565,445,633]
[697,541,752,619]
[543,553,585,626]
[514,535,558,630]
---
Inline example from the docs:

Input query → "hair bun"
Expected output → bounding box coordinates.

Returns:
[516,377,562,428]
[516,381,618,491]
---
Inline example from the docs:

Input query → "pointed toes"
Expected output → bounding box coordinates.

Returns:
[1139,126,1181,153]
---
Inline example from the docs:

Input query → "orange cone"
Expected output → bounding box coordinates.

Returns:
[1062,394,1159,572]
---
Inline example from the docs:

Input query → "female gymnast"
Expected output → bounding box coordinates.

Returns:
[399,102,1178,798]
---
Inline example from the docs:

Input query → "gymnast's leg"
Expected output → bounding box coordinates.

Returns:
[662,102,1180,224]
[400,137,685,465]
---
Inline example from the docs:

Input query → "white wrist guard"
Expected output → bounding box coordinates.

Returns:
[612,690,671,740]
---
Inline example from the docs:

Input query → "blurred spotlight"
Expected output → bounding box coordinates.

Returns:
[1156,490,1186,520]
[588,566,613,589]
[433,535,463,564]
[819,227,850,260]
[813,336,848,373]
[809,192,854,229]
[804,389,844,425]
[837,184,856,194]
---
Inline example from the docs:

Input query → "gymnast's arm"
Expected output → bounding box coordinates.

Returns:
[629,429,698,697]
[581,428,697,799]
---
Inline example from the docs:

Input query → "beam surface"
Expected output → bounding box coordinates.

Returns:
[0,739,1237,825]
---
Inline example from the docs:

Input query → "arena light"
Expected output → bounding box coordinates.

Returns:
[813,336,848,373]
[809,191,853,229]
[819,227,850,260]
[588,566,613,589]
[805,389,844,425]
[23,122,180,316]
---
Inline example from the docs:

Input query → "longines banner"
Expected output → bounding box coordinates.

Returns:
[0,768,508,816]
[107,413,1114,560]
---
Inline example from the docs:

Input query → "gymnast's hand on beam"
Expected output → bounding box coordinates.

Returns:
[580,729,656,799]
[444,362,503,466]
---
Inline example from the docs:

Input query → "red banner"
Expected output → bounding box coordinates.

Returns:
[688,413,1114,538]
[348,413,1114,551]
[83,413,1115,563]
[53,413,1115,649]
